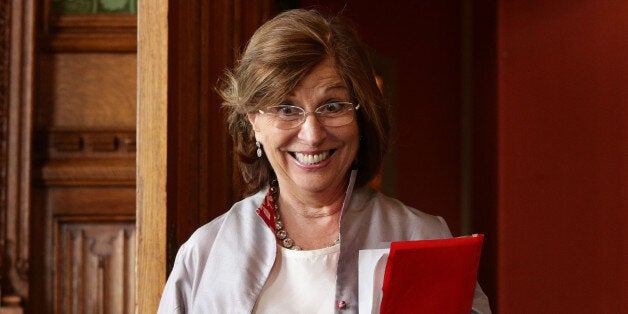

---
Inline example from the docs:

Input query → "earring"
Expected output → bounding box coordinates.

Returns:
[256,141,263,157]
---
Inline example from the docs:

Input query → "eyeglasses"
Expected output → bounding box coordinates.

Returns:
[257,101,360,130]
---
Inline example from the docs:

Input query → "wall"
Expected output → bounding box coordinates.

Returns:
[283,1,628,312]
[497,1,627,312]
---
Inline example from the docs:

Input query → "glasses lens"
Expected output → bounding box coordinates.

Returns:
[263,105,304,129]
[316,102,357,127]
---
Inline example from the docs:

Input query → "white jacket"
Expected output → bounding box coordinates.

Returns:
[158,175,491,313]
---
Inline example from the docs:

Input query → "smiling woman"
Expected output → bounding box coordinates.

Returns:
[157,9,490,313]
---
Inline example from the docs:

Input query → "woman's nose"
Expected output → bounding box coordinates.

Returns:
[297,113,327,145]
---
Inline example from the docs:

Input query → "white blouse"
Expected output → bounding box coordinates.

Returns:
[253,244,340,313]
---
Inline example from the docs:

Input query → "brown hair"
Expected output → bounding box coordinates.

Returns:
[220,9,390,195]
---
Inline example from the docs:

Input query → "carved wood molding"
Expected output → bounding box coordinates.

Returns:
[37,130,136,186]
[40,159,135,186]
[0,0,11,303]
[47,14,137,52]
[54,216,135,314]
[2,0,35,304]
[45,130,136,156]
[41,0,137,52]
[40,1,136,52]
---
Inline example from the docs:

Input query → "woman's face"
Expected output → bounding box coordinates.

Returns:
[248,59,360,197]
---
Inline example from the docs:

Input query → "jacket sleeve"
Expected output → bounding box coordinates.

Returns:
[471,282,492,314]
[157,244,192,314]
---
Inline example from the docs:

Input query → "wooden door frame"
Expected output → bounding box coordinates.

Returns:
[136,0,168,312]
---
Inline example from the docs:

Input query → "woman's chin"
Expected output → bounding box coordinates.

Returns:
[289,172,347,194]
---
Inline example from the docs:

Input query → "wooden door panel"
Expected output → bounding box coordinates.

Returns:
[55,218,135,314]
[50,53,136,129]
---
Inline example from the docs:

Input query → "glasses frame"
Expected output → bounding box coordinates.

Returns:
[257,101,360,130]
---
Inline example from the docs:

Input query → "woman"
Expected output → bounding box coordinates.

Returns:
[158,9,490,313]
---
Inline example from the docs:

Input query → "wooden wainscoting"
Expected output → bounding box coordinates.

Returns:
[32,129,136,313]
[54,216,135,314]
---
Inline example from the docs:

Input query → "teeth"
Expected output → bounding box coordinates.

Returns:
[294,151,331,165]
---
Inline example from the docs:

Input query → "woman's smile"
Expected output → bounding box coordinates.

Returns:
[290,150,334,166]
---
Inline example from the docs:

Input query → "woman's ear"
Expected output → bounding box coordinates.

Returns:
[247,113,260,132]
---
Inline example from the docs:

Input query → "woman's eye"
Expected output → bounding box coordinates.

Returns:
[320,102,344,113]
[275,105,299,116]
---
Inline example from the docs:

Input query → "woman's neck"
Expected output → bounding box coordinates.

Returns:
[274,180,347,250]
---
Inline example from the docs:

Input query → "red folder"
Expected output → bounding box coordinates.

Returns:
[380,234,484,314]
